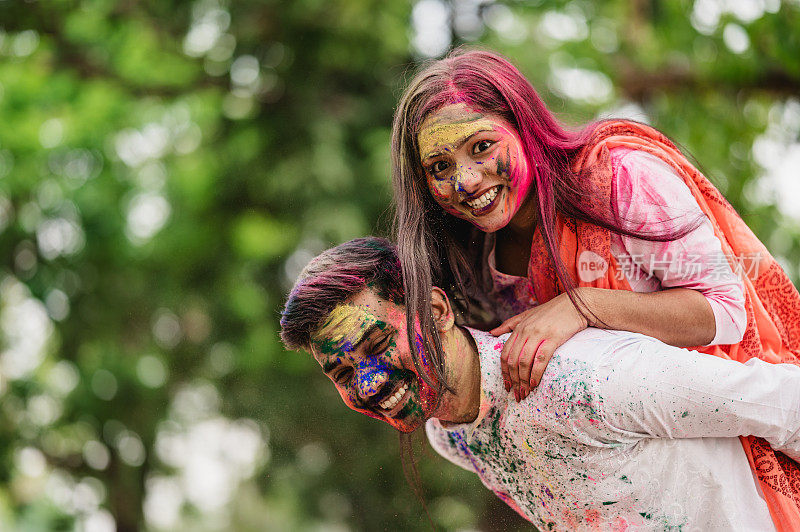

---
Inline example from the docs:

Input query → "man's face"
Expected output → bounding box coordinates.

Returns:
[310,288,440,433]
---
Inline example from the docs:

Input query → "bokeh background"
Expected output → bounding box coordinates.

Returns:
[1,0,799,530]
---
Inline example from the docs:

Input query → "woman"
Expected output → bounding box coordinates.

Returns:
[391,48,800,529]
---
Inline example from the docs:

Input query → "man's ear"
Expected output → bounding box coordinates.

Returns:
[430,287,455,332]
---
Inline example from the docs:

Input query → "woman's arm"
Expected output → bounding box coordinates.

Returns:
[611,149,747,345]
[495,149,747,401]
[493,286,714,401]
[580,286,715,347]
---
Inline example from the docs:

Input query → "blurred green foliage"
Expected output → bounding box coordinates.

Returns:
[0,0,798,530]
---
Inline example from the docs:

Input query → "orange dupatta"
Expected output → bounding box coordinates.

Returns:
[527,120,800,530]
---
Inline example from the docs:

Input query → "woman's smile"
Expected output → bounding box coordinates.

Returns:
[464,184,503,215]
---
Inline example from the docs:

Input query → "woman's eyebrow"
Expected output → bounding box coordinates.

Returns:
[422,129,490,162]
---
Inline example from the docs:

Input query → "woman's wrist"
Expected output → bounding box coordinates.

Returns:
[568,287,593,330]
[584,288,596,329]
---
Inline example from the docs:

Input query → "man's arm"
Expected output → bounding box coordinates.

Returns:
[588,331,800,459]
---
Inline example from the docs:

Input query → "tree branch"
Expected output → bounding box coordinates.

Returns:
[617,63,800,102]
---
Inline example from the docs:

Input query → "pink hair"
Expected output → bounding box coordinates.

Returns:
[391,47,699,372]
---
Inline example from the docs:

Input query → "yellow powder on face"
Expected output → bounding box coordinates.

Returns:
[311,304,380,351]
[418,105,496,162]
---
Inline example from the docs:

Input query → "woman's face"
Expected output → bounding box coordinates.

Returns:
[417,103,533,233]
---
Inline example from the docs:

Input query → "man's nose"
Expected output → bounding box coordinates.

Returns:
[355,366,389,401]
[454,163,482,197]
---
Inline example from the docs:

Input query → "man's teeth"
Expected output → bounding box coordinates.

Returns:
[466,186,499,209]
[379,383,409,410]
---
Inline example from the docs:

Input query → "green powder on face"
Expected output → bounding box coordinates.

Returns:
[311,304,383,355]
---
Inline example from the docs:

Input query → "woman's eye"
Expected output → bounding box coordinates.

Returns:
[429,161,449,174]
[473,140,494,154]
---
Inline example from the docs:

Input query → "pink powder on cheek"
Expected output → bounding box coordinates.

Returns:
[406,314,440,383]
[411,330,441,420]
[509,147,533,211]
[426,179,466,218]
[491,123,533,212]
[427,178,451,201]
[443,204,464,217]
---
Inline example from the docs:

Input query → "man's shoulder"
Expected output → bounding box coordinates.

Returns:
[554,328,664,366]
[463,327,509,403]
[465,327,508,351]
[424,418,474,469]
[464,327,506,379]
[463,326,667,377]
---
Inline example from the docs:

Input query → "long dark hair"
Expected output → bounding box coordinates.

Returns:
[391,47,701,388]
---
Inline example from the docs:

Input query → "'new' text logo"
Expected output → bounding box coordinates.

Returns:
[577,250,608,282]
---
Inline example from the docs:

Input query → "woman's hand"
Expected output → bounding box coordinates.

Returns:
[491,290,590,402]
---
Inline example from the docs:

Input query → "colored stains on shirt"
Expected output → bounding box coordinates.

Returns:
[425,329,723,531]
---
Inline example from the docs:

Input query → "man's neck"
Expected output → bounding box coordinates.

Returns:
[433,326,483,425]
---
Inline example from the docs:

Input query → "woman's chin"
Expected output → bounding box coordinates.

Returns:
[466,209,514,233]
[470,219,508,233]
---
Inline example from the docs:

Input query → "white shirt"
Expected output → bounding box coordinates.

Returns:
[426,328,800,531]
[483,148,747,345]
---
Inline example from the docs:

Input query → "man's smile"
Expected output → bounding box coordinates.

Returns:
[368,370,415,417]
[377,379,411,413]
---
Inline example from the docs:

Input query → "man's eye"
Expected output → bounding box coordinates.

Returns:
[473,140,494,154]
[372,335,392,356]
[429,161,449,174]
[334,368,353,384]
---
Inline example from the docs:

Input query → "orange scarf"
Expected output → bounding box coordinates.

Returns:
[527,120,800,530]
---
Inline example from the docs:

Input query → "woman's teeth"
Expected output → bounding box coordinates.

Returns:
[466,186,499,209]
[379,382,408,410]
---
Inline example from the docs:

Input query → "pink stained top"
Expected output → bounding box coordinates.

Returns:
[483,147,747,346]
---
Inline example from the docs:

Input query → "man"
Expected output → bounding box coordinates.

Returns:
[281,237,800,531]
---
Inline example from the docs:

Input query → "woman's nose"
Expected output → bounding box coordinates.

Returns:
[453,163,482,197]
